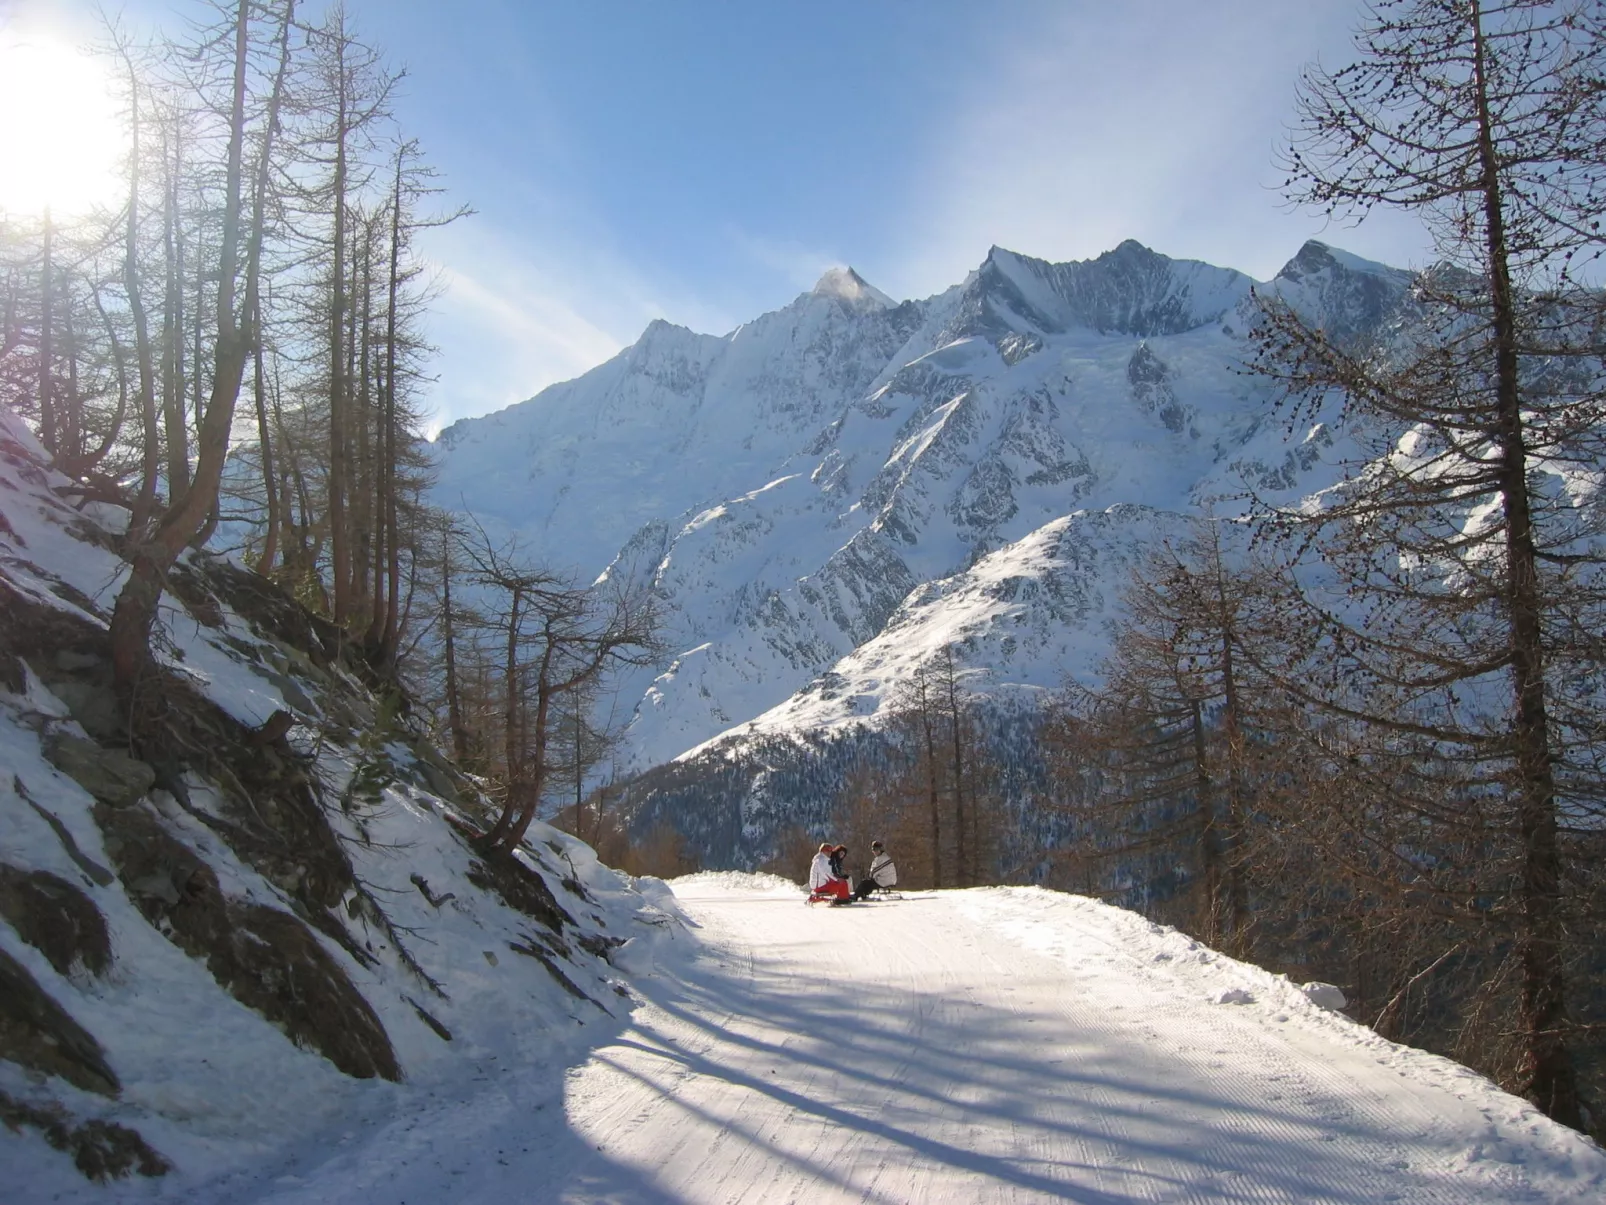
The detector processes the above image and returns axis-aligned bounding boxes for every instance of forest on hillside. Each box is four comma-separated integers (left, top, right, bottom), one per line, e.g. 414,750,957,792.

2,0,1604,1138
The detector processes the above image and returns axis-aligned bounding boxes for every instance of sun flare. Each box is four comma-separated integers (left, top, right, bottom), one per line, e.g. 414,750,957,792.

0,32,125,217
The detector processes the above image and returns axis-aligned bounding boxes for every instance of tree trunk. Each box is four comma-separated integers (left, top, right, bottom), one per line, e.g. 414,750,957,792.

500,674,555,853
111,58,156,514
380,158,405,664
481,585,526,849
441,527,469,763
944,652,970,885
82,286,131,473
160,122,189,509
62,290,82,463
252,295,279,573
354,225,373,628
1191,700,1220,947
1466,3,1579,1128
327,32,351,626
110,0,295,695
38,210,54,454
1217,617,1248,953
922,685,942,889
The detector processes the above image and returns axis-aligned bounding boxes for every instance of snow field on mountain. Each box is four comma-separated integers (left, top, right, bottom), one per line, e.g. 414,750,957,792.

698,504,1180,749
628,319,1265,766
554,878,1605,1204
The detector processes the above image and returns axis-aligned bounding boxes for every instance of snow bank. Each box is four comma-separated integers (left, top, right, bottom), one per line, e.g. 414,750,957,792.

668,870,802,896
951,887,1606,1194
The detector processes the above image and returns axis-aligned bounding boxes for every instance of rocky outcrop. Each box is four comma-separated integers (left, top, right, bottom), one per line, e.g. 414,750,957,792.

43,733,153,808
0,1090,169,1182
0,866,111,978
96,803,401,1083
1268,240,1413,347
0,945,118,1096
966,242,1252,338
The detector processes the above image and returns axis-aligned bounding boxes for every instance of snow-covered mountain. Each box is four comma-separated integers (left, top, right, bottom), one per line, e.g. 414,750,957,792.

432,239,1410,777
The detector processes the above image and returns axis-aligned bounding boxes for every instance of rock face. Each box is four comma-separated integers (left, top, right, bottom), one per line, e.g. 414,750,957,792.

433,240,1410,773
0,945,118,1096
0,867,111,979
43,734,153,808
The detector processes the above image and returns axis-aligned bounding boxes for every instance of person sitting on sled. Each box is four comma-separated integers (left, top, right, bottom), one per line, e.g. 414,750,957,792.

852,839,898,900
808,842,850,903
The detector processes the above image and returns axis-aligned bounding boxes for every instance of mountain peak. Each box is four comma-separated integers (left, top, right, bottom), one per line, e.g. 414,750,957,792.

1108,238,1160,259
1276,239,1397,283
811,266,893,309
972,239,1247,339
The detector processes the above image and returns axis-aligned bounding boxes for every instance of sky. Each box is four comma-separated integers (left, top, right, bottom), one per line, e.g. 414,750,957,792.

4,0,1436,433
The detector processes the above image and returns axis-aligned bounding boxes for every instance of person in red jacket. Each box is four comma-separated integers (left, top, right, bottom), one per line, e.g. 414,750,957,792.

807,842,851,903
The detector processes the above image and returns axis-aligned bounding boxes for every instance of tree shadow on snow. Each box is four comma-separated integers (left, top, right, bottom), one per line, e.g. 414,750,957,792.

551,924,1514,1204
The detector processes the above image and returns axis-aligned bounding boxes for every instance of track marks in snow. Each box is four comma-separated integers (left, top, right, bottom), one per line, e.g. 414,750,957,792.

560,884,1604,1204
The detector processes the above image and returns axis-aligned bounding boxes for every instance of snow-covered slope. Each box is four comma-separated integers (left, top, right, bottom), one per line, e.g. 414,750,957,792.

0,408,679,1195
432,239,1405,771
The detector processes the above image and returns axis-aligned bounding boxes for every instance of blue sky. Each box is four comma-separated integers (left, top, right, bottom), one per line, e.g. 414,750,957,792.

16,0,1435,431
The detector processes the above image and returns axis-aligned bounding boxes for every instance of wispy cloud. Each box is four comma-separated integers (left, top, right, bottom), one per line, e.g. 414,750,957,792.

417,220,746,432
884,0,1435,299
428,257,623,420
726,226,847,295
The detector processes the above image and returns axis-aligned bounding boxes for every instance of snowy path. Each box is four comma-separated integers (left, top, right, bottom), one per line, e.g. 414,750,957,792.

555,879,1603,1204
146,878,1605,1205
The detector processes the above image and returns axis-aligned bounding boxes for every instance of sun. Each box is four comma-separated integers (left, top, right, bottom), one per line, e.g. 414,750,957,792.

0,31,126,217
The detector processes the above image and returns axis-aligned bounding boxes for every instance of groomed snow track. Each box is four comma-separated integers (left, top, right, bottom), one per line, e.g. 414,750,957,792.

557,877,1603,1205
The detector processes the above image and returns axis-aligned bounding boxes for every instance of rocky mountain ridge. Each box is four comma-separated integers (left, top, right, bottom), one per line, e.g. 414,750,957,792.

432,239,1412,786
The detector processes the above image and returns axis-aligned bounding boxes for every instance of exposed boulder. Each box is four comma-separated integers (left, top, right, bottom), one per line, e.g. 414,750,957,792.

0,584,118,735
0,1090,169,1182
95,805,400,1082
122,679,355,909
0,945,119,1096
0,865,111,978
225,902,401,1082
0,649,23,695
465,851,574,940
45,679,125,742
43,733,153,808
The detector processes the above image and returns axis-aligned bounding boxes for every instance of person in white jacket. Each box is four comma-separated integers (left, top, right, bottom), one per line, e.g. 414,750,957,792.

808,842,850,903
853,840,897,900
